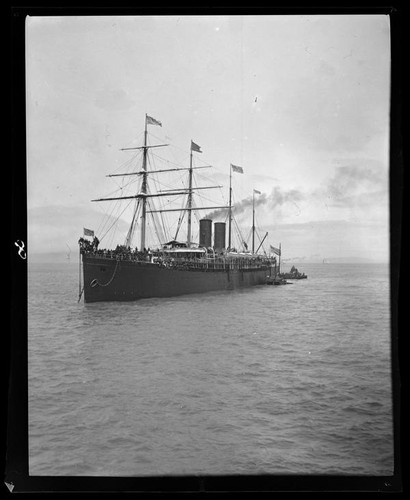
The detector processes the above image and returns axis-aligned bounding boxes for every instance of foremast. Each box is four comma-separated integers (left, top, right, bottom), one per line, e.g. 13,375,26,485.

140,114,149,250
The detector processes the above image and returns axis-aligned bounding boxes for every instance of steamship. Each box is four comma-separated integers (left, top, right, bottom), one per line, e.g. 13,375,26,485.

79,114,278,303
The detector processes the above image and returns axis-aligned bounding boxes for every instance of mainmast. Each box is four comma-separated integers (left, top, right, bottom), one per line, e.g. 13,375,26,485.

187,140,202,246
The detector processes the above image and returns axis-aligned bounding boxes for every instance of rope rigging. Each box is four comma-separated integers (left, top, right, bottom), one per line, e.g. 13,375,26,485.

91,127,229,250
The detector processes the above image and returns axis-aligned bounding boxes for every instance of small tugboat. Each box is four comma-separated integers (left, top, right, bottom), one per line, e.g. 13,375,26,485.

279,265,307,280
265,246,305,285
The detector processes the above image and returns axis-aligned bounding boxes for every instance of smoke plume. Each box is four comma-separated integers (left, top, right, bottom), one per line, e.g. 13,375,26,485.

204,186,304,221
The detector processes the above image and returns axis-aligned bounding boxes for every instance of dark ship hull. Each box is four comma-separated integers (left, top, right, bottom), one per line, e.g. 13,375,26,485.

82,254,272,303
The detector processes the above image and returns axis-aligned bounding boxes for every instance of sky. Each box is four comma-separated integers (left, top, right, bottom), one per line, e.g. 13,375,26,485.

26,14,391,262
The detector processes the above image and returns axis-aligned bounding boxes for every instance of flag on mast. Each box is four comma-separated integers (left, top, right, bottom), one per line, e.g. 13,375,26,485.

146,115,162,127
231,164,244,174
270,245,281,256
191,140,202,153
253,189,261,194
84,227,94,238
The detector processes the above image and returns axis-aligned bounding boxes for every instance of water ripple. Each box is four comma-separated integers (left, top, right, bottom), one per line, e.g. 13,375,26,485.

28,262,393,476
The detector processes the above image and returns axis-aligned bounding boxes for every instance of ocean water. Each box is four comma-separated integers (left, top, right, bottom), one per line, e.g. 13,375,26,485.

28,261,394,477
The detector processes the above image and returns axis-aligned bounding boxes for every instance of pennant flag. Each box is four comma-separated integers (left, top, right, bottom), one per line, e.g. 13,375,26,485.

146,115,162,127
231,164,244,174
191,140,202,153
270,245,281,256
254,189,261,194
84,227,94,238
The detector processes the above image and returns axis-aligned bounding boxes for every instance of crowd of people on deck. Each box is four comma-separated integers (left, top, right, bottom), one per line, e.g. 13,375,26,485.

78,236,100,253
78,235,275,271
79,237,153,260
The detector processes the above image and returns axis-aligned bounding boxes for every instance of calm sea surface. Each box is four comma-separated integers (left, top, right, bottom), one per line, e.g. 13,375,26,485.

28,261,394,476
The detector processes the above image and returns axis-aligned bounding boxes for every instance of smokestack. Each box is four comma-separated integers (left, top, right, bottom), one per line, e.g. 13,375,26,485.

199,219,212,248
214,222,226,251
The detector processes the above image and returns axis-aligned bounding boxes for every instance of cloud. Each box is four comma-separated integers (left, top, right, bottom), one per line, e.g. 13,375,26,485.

329,190,388,209
322,159,388,213
329,164,385,195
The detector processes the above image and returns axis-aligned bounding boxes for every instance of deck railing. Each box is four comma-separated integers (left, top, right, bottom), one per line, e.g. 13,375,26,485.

83,249,274,272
